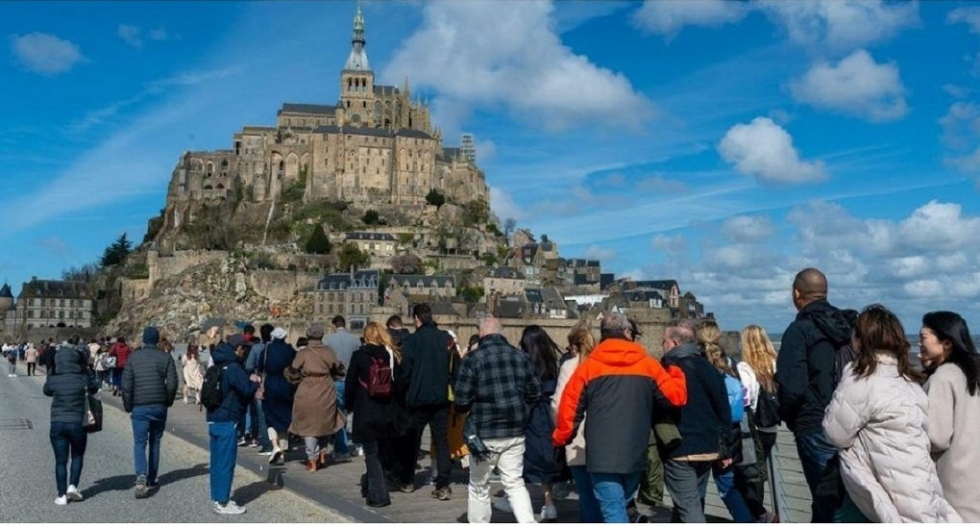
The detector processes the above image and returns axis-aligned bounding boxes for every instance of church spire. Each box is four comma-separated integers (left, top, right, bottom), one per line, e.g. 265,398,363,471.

344,1,370,71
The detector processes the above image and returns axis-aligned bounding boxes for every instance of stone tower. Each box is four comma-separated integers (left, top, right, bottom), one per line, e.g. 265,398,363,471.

339,3,375,127
0,282,13,315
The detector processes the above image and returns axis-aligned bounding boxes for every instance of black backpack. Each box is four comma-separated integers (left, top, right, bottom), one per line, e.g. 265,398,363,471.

199,366,226,411
754,388,781,429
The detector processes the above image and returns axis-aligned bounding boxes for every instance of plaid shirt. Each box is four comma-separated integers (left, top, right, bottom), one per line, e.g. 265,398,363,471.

454,334,541,439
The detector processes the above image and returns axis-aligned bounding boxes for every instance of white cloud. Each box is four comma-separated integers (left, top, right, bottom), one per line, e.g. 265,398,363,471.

10,33,83,75
148,28,172,41
718,117,828,184
758,0,919,52
722,215,775,243
382,0,653,132
638,175,689,193
633,0,750,39
583,245,616,261
948,7,980,34
474,139,496,164
939,101,980,178
490,187,526,223
790,49,908,122
118,25,143,48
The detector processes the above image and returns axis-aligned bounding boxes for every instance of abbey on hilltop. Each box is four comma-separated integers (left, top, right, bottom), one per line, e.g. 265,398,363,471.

163,4,489,228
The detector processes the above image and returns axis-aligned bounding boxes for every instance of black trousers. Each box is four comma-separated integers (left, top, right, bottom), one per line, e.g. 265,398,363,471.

734,430,777,518
27,363,36,376
361,441,390,505
403,404,452,490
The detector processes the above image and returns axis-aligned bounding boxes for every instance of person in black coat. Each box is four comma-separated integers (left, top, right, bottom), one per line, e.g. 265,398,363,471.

345,322,413,507
43,346,100,504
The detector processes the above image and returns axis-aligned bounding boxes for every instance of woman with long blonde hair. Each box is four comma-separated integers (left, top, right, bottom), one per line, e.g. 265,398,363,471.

736,325,779,521
344,321,412,507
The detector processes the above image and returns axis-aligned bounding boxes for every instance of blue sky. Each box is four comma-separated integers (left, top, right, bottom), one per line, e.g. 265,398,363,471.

3,0,980,334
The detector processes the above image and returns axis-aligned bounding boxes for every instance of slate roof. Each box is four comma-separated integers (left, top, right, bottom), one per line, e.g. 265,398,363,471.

430,301,460,317
18,279,89,299
627,290,664,302
346,232,397,242
0,283,12,298
391,274,455,289
373,85,399,96
317,270,379,290
490,267,525,280
495,298,525,319
279,103,337,115
312,125,434,141
526,287,566,310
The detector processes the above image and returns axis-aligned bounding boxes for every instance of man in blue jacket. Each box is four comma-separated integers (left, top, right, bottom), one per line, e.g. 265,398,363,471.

207,334,260,515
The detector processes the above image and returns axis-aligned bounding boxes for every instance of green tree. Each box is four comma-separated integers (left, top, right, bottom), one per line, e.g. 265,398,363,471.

304,224,332,254
457,286,485,303
338,243,371,271
462,199,490,227
100,233,133,267
363,209,381,225
425,189,446,208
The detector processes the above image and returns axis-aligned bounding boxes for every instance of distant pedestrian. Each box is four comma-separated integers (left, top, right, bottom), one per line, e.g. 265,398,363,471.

6,342,17,377
323,316,360,461
289,324,346,472
206,334,261,515
824,305,959,522
919,311,980,522
456,316,541,523
25,343,38,377
109,337,133,397
122,327,179,499
181,344,205,405
43,346,99,505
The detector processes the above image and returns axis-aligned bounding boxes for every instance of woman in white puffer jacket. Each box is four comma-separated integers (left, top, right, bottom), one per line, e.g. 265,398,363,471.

823,304,960,523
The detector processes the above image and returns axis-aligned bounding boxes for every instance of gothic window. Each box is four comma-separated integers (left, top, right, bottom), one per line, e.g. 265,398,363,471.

346,100,351,108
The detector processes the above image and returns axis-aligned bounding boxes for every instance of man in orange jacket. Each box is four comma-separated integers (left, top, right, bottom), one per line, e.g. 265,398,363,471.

553,312,687,522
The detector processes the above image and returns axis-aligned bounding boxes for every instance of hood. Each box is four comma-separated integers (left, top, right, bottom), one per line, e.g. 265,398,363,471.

54,348,86,375
664,342,702,361
801,300,854,345
361,343,390,358
590,338,650,367
212,342,240,366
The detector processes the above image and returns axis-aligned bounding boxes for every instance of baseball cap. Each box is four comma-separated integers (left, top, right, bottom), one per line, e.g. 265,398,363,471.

227,334,253,349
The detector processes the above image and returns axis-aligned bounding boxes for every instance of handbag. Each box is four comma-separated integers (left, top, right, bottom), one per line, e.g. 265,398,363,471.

284,366,304,385
83,393,103,434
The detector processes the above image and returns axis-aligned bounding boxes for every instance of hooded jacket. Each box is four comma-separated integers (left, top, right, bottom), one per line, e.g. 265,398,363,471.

775,299,852,434
661,342,733,459
43,349,99,423
206,342,258,423
553,338,687,474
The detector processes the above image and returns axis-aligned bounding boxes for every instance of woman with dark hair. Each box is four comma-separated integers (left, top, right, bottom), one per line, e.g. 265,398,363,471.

920,311,980,521
823,305,959,522
496,325,563,521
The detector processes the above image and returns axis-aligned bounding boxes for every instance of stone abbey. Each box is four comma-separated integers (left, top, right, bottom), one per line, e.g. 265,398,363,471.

165,5,489,222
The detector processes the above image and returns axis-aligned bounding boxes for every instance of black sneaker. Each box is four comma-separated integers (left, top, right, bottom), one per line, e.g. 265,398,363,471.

134,475,148,499
432,486,452,501
628,510,648,523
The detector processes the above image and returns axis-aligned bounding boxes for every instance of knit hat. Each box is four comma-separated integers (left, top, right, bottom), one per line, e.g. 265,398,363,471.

142,326,160,346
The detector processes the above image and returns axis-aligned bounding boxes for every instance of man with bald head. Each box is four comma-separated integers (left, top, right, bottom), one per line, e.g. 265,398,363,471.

775,268,854,522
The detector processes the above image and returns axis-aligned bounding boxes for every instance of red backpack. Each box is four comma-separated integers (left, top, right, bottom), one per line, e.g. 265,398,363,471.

359,356,393,400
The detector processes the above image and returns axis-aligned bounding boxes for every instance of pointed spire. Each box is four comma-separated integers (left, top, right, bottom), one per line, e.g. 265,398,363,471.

353,0,365,45
344,1,371,71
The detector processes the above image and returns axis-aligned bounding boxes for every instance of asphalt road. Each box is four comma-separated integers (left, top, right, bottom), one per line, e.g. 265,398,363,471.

0,364,350,523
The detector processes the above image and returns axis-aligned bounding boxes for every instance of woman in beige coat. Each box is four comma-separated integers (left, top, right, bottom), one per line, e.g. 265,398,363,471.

919,311,980,522
823,305,960,523
289,327,346,472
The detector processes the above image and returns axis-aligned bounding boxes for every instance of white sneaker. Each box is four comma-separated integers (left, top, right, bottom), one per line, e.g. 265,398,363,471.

54,495,68,506
540,503,558,521
213,500,246,515
67,485,83,502
493,497,512,513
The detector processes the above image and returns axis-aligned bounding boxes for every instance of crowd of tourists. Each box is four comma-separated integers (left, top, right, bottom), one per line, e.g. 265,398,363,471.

15,266,980,522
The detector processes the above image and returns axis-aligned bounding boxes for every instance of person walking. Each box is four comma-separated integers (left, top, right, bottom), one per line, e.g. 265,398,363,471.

25,342,38,377
775,268,853,522
243,324,274,453
324,316,361,461
554,312,688,523
260,328,297,464
344,322,413,508
455,316,541,523
181,344,205,405
399,303,456,501
289,324,346,472
919,311,980,522
735,325,780,522
660,319,733,523
206,334,261,515
122,327,179,499
6,342,17,377
109,337,133,397
823,305,959,522
43,348,100,505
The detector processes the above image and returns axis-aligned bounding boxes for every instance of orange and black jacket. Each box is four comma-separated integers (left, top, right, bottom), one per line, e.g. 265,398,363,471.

553,338,687,474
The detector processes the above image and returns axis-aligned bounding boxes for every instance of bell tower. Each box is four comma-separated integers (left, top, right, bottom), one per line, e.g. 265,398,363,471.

339,3,375,127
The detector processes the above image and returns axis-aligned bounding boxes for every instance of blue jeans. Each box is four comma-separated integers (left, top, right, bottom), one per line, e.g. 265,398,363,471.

131,406,167,483
209,421,238,504
571,466,603,523
332,379,349,456
795,430,839,522
248,398,272,450
713,464,755,522
50,421,87,497
590,472,642,523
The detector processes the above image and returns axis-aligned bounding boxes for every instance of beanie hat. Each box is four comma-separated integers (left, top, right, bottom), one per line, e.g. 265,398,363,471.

142,326,160,346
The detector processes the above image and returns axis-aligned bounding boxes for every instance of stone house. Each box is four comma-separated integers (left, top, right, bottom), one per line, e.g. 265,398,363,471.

483,267,527,296
8,278,95,331
311,269,380,330
345,232,398,258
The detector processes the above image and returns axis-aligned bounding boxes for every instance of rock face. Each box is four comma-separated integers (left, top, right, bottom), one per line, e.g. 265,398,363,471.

104,253,315,342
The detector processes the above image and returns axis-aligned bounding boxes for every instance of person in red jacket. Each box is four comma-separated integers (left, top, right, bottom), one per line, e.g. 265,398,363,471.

553,312,687,523
110,337,133,397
